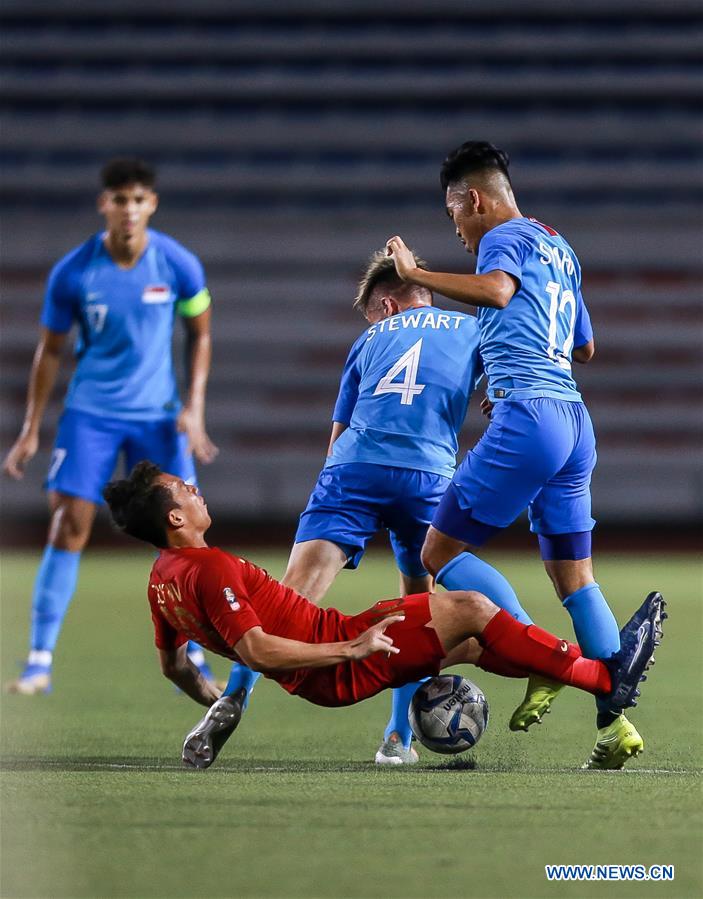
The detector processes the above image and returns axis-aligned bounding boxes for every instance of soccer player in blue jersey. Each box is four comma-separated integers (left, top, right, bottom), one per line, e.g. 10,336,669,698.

386,141,653,769
3,157,219,695
216,248,529,765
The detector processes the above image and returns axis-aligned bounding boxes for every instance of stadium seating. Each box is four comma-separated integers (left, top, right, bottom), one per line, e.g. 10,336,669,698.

1,0,701,526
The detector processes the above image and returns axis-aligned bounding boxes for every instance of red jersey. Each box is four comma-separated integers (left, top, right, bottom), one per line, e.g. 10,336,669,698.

148,546,350,693
148,546,444,706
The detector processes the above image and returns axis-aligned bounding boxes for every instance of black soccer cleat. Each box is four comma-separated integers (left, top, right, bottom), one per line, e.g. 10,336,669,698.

182,688,246,769
605,592,665,713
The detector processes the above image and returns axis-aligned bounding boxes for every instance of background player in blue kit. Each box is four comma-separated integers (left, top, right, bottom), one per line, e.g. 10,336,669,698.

3,158,219,694
215,248,526,766
386,141,655,770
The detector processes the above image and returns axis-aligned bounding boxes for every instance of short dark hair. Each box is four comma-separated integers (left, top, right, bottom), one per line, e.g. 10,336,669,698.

440,141,511,192
103,461,178,548
354,248,429,314
101,157,156,190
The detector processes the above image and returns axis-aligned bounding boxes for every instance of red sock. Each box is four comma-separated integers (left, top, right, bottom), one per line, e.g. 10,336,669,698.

479,610,611,695
477,647,530,679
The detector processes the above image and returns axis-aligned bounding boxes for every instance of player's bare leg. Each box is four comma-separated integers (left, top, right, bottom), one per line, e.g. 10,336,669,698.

6,492,95,695
282,539,348,603
375,572,433,767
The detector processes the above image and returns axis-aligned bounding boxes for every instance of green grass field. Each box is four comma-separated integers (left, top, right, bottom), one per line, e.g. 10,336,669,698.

1,549,702,899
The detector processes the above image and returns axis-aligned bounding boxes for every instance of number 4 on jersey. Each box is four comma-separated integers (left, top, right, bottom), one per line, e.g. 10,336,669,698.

373,338,426,406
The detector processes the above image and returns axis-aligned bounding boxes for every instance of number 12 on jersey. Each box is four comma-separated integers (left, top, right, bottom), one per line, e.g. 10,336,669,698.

373,338,426,406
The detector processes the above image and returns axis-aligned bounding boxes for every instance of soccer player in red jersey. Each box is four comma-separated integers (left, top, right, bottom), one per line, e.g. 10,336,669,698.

103,461,664,769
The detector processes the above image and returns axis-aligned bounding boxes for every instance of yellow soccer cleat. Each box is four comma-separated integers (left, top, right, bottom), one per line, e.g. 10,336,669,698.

583,714,643,770
509,675,564,731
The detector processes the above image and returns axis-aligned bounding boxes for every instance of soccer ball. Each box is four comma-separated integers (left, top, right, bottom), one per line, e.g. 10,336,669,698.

409,675,489,754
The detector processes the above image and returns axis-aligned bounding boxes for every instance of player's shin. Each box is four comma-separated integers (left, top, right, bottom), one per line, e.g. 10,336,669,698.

437,553,533,624
562,582,622,727
384,681,424,748
479,610,611,695
30,546,81,655
222,662,261,709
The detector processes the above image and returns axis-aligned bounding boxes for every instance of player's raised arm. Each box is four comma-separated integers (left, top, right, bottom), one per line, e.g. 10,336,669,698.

233,616,404,673
385,236,517,309
3,328,67,479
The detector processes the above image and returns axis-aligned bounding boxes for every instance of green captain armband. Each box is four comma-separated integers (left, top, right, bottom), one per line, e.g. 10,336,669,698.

176,288,211,318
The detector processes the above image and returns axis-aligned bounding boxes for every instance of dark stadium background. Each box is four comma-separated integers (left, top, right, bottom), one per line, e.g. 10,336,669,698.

1,0,701,550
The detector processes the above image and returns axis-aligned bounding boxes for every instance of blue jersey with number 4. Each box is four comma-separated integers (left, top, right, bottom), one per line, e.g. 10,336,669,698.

40,229,210,421
476,217,593,402
326,307,481,478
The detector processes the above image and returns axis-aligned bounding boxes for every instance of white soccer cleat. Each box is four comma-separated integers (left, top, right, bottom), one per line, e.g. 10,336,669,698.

374,733,419,766
5,665,52,695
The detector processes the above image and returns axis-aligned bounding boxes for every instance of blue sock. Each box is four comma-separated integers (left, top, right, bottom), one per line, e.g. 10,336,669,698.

562,582,621,720
436,553,533,625
223,663,261,709
562,582,620,660
384,681,424,748
29,546,81,656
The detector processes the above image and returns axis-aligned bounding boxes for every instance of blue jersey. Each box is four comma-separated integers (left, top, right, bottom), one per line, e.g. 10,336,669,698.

475,217,593,402
327,307,481,478
40,229,210,421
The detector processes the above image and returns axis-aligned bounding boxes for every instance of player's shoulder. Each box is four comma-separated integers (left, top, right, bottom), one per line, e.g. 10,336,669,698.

149,229,203,269
50,233,102,279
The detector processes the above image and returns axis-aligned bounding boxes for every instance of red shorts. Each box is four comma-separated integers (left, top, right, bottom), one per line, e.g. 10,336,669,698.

273,593,446,707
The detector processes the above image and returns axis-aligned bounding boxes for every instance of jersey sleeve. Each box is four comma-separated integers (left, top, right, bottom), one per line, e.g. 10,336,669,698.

40,256,80,333
332,335,364,424
476,225,526,286
574,293,594,347
162,236,212,318
197,553,263,648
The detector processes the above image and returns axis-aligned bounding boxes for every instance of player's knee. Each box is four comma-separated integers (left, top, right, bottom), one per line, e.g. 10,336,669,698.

446,589,486,615
420,536,443,577
445,590,496,629
48,503,92,550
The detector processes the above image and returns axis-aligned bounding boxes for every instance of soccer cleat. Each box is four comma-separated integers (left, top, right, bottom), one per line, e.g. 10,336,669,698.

374,732,419,766
604,592,665,713
583,714,644,770
509,675,564,731
4,663,52,695
182,688,246,769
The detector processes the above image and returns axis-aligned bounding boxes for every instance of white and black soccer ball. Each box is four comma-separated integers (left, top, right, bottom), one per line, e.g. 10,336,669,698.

409,675,489,754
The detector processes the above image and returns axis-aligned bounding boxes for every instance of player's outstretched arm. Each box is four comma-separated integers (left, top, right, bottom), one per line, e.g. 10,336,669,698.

385,235,517,309
234,617,404,673
158,645,222,707
2,328,66,479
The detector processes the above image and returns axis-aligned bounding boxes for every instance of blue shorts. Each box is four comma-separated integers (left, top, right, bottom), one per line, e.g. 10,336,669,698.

46,408,196,504
432,398,596,545
295,462,450,577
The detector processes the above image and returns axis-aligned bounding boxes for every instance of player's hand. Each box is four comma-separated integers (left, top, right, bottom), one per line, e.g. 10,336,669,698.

177,407,219,465
480,396,494,419
2,430,39,479
386,236,418,282
347,614,405,661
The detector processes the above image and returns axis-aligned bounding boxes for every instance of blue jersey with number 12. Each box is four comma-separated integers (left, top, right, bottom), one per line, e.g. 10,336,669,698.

326,306,481,479
476,217,593,402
